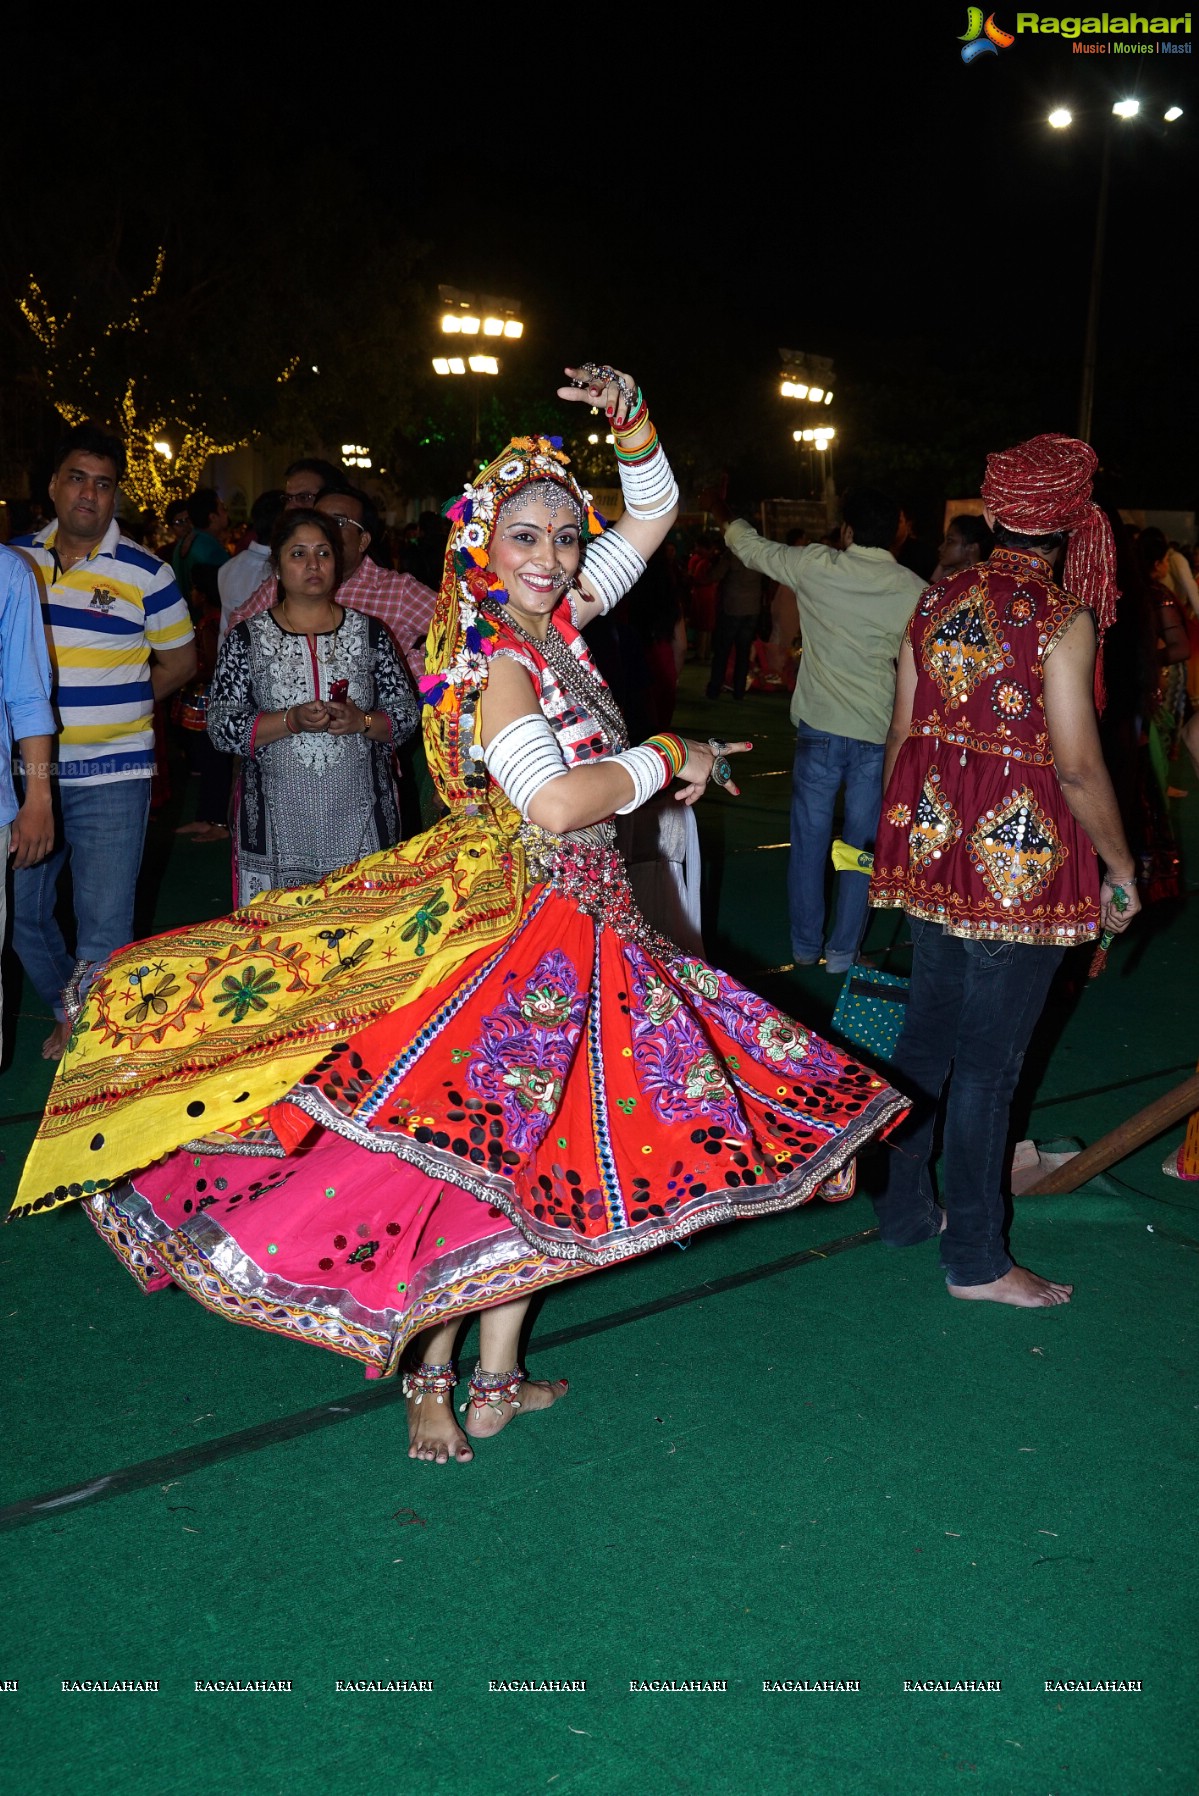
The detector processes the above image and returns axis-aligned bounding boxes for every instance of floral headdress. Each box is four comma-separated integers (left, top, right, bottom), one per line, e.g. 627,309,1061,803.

420,436,605,810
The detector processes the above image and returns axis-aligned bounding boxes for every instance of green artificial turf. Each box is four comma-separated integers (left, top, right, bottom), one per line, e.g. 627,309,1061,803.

1,677,1196,1796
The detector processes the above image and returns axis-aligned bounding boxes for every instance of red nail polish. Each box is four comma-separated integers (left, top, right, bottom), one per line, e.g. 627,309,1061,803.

606,406,613,416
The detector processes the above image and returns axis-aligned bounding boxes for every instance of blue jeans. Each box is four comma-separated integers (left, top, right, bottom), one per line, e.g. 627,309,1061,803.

789,723,884,968
11,779,151,1018
872,918,1065,1286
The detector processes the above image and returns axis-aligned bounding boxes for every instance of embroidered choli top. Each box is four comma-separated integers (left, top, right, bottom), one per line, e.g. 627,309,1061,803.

489,607,627,770
869,547,1101,946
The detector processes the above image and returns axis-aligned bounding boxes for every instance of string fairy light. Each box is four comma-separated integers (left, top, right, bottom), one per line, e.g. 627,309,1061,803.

16,246,293,516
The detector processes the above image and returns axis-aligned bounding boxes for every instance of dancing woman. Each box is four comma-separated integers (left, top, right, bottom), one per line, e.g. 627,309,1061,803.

11,367,906,1466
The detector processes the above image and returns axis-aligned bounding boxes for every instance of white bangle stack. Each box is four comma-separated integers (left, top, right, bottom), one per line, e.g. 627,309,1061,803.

611,744,671,814
483,714,570,819
577,528,647,616
618,441,679,521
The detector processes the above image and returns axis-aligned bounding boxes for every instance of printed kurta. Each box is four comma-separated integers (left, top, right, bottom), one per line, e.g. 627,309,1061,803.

208,609,417,904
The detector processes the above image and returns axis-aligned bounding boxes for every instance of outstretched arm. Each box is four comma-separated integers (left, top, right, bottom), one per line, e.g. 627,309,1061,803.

700,488,811,590
479,653,748,831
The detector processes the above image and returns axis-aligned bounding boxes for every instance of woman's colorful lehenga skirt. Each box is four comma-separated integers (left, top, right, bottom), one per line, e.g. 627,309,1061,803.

16,822,906,1379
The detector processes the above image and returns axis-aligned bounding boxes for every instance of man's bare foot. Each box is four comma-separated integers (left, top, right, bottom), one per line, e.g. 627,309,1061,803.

948,1265,1072,1308
406,1396,473,1465
42,1020,72,1061
189,823,230,843
175,821,208,836
463,1377,568,1441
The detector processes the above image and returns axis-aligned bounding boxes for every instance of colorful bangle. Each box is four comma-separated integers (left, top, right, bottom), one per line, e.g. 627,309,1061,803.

614,427,659,464
613,391,647,436
284,707,300,735
644,733,687,779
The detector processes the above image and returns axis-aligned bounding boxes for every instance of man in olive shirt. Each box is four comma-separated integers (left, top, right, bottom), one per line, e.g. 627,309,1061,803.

714,488,925,972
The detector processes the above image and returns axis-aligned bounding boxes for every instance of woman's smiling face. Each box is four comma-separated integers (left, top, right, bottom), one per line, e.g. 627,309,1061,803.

488,490,581,637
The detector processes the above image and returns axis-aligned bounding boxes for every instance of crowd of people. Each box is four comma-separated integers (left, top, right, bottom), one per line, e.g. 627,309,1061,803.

1,365,1194,1464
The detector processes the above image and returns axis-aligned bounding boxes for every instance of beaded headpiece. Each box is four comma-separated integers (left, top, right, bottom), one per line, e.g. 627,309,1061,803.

420,436,606,809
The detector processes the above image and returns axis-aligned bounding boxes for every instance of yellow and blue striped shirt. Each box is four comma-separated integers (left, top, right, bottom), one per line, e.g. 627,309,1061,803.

14,520,193,784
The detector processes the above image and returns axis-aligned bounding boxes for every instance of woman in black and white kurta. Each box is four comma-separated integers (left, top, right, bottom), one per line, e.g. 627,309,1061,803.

207,510,418,906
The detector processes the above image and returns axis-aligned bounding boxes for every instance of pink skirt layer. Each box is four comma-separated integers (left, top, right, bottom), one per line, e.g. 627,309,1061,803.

86,1128,584,1378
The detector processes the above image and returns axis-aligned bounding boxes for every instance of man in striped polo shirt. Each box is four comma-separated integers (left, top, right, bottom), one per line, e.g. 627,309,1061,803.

12,423,196,1057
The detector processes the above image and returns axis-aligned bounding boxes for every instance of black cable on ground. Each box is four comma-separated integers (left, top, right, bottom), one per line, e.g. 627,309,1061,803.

0,1225,879,1534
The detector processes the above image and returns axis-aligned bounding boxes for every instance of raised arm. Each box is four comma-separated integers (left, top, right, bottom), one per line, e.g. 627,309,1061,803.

555,365,679,631
702,490,809,589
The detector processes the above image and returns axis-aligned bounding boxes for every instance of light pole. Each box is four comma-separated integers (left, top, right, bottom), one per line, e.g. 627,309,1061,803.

779,349,837,512
778,349,835,411
792,426,836,501
432,285,523,461
1047,98,1183,442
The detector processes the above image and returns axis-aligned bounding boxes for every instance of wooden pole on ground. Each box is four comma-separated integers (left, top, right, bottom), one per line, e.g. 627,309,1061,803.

1024,1070,1199,1195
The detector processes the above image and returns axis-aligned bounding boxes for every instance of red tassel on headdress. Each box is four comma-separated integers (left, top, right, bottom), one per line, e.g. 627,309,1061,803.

981,433,1119,711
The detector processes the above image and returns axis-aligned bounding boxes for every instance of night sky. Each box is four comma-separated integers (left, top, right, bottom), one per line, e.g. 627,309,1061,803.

3,10,1195,513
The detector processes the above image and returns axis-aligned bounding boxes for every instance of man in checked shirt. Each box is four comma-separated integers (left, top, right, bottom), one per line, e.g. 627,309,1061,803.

227,484,436,686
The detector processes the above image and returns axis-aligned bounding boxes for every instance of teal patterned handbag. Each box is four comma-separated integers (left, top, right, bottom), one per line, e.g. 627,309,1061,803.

825,841,910,1063
830,964,910,1063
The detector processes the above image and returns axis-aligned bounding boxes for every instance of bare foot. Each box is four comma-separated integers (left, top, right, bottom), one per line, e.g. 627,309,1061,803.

189,823,230,843
174,821,208,836
463,1377,568,1442
406,1395,473,1465
948,1265,1073,1308
42,1020,72,1061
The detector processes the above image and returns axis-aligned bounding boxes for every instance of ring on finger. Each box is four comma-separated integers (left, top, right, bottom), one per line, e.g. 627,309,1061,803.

708,737,728,755
712,756,733,785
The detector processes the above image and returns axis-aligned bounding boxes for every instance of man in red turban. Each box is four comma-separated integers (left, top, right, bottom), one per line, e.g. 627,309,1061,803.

867,433,1139,1308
